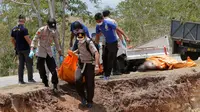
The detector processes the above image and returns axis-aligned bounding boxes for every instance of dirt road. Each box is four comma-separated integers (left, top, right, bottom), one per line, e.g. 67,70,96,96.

1,61,200,112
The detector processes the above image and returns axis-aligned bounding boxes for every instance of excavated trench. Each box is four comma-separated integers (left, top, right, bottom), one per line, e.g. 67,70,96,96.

1,66,200,112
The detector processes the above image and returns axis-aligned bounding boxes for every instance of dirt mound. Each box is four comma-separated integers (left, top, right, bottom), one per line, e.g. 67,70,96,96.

1,67,200,112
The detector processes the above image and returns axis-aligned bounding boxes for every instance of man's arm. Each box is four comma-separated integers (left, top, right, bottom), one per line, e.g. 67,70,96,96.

116,27,130,42
94,51,100,66
70,32,74,47
116,31,123,40
95,25,101,44
24,35,32,45
95,33,101,45
11,37,16,48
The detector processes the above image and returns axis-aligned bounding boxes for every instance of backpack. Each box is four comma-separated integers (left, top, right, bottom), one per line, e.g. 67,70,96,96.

85,38,103,75
85,38,99,61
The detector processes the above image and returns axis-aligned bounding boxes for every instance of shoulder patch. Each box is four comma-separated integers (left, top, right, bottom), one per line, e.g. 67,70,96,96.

37,31,41,35
36,26,45,35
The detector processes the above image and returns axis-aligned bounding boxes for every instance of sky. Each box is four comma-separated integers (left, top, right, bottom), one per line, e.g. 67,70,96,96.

84,0,123,13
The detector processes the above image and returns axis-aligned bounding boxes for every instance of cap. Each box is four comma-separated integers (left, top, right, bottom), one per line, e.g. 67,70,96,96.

73,21,83,29
47,18,57,29
94,13,103,20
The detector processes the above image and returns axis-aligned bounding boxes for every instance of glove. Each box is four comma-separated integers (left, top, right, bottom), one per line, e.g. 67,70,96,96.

98,44,101,49
59,56,64,64
29,50,35,59
122,39,127,47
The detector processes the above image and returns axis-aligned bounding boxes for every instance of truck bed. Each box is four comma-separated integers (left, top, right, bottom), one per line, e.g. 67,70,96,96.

126,36,170,61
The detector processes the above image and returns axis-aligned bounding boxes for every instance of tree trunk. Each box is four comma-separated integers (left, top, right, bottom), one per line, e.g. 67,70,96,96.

61,0,67,54
35,0,42,27
48,0,55,18
31,0,42,27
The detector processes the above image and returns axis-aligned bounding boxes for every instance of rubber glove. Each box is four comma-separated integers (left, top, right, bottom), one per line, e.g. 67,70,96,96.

29,50,35,59
59,56,64,64
122,39,127,47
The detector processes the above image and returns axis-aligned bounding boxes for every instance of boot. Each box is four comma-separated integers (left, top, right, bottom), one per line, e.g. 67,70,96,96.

44,82,49,87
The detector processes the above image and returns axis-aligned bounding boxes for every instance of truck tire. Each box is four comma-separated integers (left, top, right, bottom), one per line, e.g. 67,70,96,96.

181,52,199,61
180,54,187,61
189,52,199,60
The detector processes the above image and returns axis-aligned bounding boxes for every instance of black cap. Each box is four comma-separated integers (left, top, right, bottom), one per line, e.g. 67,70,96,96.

102,10,110,17
47,18,57,29
73,21,83,29
94,13,103,20
18,15,25,20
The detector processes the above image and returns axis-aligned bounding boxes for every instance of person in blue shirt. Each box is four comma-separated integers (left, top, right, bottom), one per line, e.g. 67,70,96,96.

94,13,127,80
70,21,90,51
11,15,36,84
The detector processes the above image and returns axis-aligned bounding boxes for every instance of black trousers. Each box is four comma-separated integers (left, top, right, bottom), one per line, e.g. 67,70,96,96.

18,50,33,82
113,56,121,73
75,63,95,103
103,41,118,77
37,55,58,85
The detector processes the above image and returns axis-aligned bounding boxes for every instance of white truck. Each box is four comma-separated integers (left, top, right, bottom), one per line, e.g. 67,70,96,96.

89,28,170,73
123,36,170,73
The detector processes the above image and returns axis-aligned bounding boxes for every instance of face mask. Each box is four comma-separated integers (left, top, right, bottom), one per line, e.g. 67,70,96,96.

97,22,103,25
79,38,86,43
48,26,56,33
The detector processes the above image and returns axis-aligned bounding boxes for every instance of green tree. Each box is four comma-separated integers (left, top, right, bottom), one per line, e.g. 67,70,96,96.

116,0,200,46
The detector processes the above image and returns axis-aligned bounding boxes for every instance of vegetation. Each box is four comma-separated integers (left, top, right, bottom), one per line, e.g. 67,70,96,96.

0,0,97,76
115,0,200,46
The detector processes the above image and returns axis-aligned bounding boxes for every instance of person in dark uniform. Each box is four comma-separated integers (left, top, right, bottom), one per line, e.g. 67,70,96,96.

11,15,36,84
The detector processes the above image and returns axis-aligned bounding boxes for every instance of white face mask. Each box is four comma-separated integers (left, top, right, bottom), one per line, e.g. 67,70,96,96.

97,22,103,26
47,26,56,33
79,38,86,43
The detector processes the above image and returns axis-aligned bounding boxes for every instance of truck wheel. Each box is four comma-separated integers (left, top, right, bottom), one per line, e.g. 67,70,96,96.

189,52,199,60
180,54,187,61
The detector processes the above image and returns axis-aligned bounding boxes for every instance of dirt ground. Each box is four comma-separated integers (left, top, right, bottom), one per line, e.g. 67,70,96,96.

1,62,200,112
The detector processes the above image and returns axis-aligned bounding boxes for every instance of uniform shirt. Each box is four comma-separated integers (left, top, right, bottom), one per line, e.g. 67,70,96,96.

70,21,90,38
96,20,117,43
11,24,30,51
78,38,97,63
103,17,118,45
31,25,61,58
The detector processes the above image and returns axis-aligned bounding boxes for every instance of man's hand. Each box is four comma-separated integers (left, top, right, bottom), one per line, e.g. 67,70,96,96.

94,65,100,74
29,50,35,59
58,50,62,56
126,37,130,42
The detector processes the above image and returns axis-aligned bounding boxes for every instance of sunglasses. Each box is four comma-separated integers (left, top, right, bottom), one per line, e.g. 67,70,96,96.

77,33,85,38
